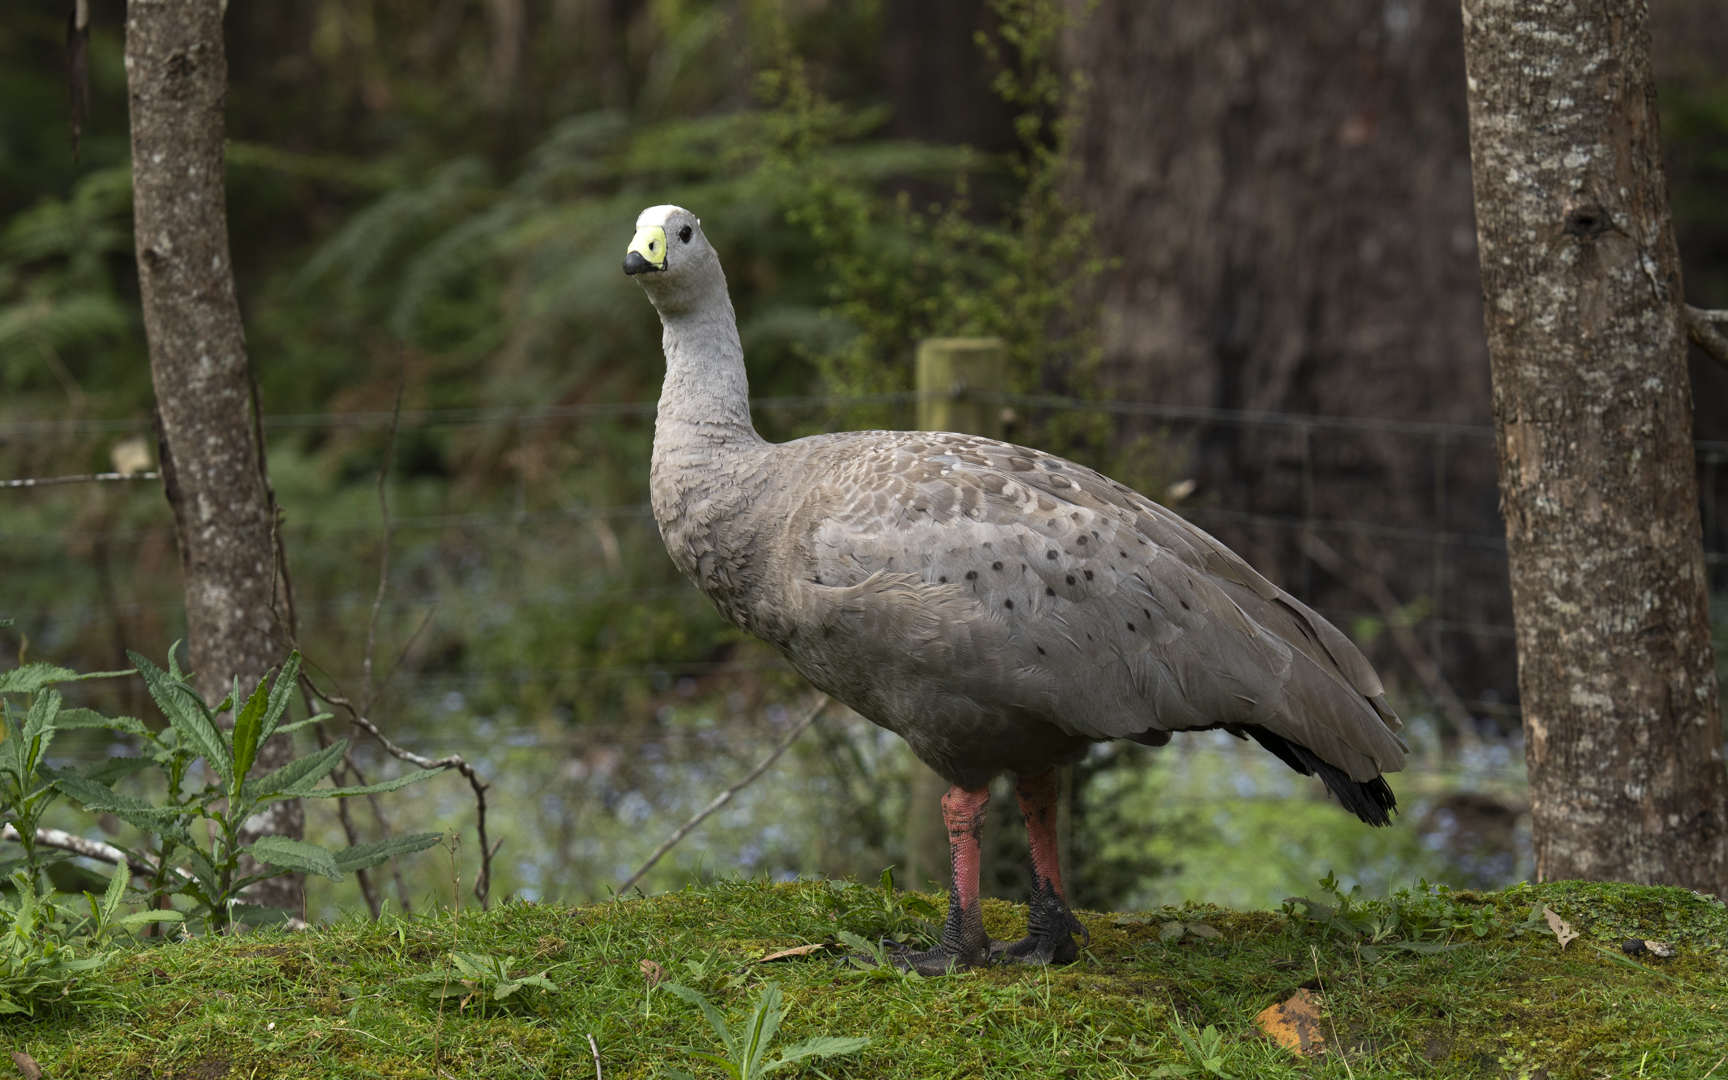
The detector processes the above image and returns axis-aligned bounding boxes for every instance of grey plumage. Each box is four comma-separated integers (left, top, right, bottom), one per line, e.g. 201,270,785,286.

631,204,1406,824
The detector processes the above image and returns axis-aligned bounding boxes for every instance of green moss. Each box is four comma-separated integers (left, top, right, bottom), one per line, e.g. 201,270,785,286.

8,878,1727,1078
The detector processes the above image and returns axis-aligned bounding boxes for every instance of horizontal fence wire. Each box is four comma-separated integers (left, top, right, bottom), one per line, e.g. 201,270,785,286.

7,390,1727,686
0,388,1725,449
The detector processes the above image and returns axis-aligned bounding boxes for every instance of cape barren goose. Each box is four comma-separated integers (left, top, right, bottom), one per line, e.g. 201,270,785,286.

624,205,1407,975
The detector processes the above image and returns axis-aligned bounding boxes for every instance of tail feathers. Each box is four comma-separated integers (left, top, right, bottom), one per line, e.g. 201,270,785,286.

1242,725,1397,827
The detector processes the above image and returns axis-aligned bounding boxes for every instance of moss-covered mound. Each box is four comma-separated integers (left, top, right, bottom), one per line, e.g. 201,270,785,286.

11,878,1727,1078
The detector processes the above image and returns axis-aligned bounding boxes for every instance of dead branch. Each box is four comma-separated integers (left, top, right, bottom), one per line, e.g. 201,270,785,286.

616,695,829,896
304,678,497,908
0,824,188,882
1298,531,1477,734
1686,305,1728,368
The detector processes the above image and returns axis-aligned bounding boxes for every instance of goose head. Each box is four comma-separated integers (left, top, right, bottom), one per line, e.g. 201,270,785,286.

622,204,723,317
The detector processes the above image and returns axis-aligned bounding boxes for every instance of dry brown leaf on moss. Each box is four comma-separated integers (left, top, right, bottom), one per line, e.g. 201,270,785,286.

639,958,667,986
1256,988,1326,1056
10,1052,41,1080
1541,906,1578,950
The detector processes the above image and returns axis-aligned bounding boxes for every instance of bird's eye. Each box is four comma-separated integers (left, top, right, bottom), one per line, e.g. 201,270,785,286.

678,225,693,243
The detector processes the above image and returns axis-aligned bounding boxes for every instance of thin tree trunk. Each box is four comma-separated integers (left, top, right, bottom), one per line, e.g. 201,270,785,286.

126,0,302,910
1460,0,1727,892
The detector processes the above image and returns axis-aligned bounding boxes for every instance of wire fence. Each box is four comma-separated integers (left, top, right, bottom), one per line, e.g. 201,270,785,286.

6,388,1728,717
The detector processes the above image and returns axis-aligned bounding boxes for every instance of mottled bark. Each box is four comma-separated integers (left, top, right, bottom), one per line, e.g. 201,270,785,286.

126,0,302,909
1060,0,1512,706
1460,0,1727,891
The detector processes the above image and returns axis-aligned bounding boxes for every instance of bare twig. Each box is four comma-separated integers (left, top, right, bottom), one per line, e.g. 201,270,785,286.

0,471,160,489
587,1033,603,1080
0,824,190,883
304,678,497,908
1686,305,1728,368
617,695,829,895
1,824,136,872
1298,532,1476,734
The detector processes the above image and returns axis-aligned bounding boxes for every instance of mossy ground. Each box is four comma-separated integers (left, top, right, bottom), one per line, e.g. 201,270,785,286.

7,878,1726,1079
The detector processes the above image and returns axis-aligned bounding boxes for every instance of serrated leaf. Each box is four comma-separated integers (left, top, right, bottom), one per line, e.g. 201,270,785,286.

99,860,130,919
0,663,132,695
247,835,344,881
47,707,150,736
129,651,230,780
331,831,443,873
242,740,347,802
256,652,302,746
271,714,328,736
82,756,154,785
306,767,442,799
230,675,272,788
43,770,194,845
764,1035,871,1072
23,689,61,745
117,909,185,929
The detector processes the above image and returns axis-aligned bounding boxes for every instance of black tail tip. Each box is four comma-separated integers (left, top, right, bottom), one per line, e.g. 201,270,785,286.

1242,725,1398,826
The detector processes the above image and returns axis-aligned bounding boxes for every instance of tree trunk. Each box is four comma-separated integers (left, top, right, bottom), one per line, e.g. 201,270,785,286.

1460,0,1727,891
126,0,302,910
1060,0,1514,713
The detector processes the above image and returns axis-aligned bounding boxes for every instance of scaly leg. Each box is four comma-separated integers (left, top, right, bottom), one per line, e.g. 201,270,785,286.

993,768,1088,965
894,785,994,975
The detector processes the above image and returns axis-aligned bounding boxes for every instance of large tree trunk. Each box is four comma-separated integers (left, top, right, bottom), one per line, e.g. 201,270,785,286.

126,0,302,910
1060,0,1513,714
1460,0,1727,891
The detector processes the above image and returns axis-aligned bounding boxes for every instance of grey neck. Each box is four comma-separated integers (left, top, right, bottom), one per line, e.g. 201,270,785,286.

653,294,760,442
648,278,766,534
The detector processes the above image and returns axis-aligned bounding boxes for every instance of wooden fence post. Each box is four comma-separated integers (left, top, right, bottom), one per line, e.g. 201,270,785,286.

902,338,1007,892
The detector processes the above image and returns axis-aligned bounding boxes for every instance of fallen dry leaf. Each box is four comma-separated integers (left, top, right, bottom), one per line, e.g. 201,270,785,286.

10,1052,41,1080
1541,906,1578,950
759,943,829,963
1256,988,1326,1056
639,958,666,987
1187,923,1221,939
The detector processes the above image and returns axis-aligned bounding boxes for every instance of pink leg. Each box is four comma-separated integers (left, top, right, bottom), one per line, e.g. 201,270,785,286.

997,768,1086,964
895,785,993,975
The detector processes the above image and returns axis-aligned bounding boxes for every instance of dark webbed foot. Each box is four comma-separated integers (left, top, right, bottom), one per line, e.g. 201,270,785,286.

990,899,1087,966
889,939,999,976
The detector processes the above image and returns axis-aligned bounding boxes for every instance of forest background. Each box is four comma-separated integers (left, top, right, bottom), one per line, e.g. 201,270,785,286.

1,0,1726,920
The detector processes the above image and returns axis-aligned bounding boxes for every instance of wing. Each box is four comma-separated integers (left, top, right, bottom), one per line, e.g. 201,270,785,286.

781,430,1406,782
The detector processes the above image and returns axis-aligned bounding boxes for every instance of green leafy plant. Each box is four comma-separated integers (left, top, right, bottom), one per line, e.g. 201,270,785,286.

1282,872,1519,959
407,951,559,1016
0,864,182,1016
0,632,132,884
44,646,445,932
1153,1020,1234,1079
661,980,869,1080
868,867,940,944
